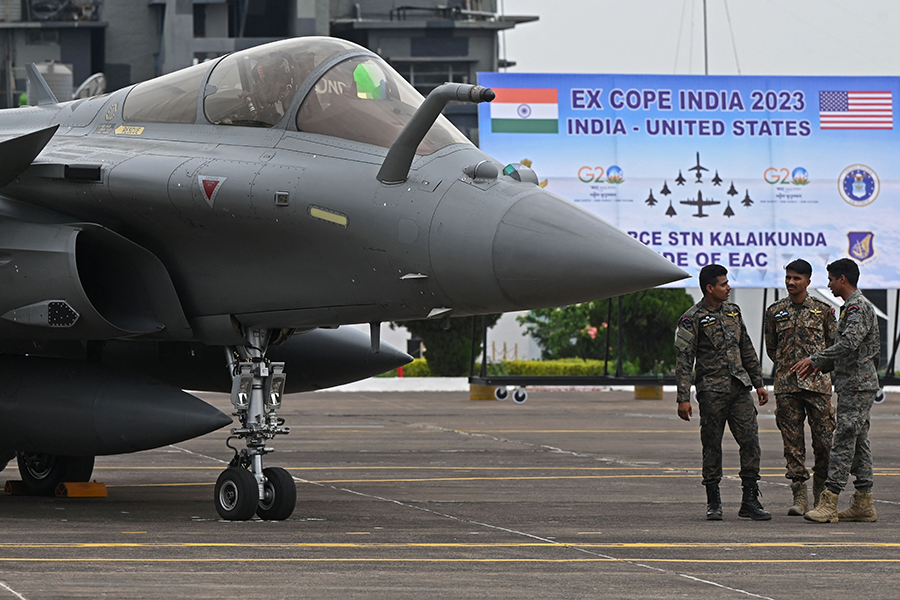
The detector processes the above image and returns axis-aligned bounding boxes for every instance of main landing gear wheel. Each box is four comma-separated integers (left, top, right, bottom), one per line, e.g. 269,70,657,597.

17,453,95,496
257,466,296,520
215,467,259,521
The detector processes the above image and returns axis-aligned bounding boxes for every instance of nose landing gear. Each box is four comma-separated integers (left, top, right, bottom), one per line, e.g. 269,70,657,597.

214,329,296,521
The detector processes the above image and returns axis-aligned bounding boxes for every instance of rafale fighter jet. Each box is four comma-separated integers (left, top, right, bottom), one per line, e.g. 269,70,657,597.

0,37,687,520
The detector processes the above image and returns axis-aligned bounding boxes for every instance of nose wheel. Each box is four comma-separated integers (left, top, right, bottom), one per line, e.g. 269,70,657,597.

215,329,296,520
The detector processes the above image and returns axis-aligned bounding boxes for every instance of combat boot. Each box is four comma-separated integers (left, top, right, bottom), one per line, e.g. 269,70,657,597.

812,474,826,507
837,490,877,522
738,484,771,521
787,480,808,516
705,484,722,521
804,489,839,523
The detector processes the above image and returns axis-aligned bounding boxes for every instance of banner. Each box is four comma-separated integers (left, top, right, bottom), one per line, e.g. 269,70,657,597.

477,73,899,288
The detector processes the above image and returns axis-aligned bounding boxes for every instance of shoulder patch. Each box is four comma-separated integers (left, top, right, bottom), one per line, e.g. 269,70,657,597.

831,307,836,316
846,304,860,315
679,316,693,330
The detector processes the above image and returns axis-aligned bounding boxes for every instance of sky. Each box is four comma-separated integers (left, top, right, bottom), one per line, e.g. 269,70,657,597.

501,0,900,76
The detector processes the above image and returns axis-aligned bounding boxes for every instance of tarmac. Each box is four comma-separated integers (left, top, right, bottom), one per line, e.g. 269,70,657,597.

1,387,899,599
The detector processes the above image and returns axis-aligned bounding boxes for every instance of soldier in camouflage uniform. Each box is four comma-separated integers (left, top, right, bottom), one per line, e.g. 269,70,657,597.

793,258,880,523
675,264,771,521
764,259,836,515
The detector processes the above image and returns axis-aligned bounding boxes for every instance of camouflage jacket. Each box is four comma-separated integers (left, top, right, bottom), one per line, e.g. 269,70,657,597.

764,295,836,394
674,300,765,403
810,289,880,393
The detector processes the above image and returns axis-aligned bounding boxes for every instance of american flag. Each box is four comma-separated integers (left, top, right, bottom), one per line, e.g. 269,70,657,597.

819,91,892,130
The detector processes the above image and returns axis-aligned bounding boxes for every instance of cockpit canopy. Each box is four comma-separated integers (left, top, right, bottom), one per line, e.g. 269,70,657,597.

122,37,470,155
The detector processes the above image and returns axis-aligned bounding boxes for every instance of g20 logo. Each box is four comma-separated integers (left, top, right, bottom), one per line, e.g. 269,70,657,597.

578,165,624,184
764,167,809,185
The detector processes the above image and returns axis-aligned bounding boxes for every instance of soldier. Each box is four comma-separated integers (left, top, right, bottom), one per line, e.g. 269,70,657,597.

793,258,880,523
675,264,771,521
764,259,836,515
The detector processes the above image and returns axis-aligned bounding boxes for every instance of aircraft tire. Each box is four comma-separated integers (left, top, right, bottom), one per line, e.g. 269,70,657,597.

256,466,297,521
16,453,95,496
215,467,259,521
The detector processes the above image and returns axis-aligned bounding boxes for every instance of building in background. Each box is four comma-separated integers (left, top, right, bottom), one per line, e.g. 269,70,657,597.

0,0,536,140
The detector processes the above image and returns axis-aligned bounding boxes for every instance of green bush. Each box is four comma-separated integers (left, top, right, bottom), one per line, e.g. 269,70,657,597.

379,358,646,378
403,358,432,377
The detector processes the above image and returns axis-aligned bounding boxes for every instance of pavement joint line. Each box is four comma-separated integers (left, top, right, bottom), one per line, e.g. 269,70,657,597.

288,446,782,598
0,580,27,600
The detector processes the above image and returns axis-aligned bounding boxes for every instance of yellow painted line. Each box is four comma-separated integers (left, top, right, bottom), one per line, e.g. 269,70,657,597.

92,465,900,473
460,429,785,434
104,473,898,488
2,542,897,549
0,558,899,564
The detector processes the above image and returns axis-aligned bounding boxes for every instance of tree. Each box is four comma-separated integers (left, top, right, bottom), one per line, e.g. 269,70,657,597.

517,289,694,374
517,304,607,361
618,289,694,373
396,315,500,376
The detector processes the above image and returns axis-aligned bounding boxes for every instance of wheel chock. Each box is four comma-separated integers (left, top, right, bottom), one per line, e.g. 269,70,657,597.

55,482,108,498
4,480,30,495
468,384,496,400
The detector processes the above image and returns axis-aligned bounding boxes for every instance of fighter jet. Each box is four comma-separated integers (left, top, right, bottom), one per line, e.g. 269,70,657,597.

0,37,687,520
666,200,677,217
680,190,720,218
742,190,754,207
711,170,722,186
727,182,739,196
723,201,734,217
660,181,671,196
688,152,708,183
675,170,686,185
645,189,658,206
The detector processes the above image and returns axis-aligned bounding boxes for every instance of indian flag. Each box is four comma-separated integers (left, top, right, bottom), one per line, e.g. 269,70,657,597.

490,88,559,134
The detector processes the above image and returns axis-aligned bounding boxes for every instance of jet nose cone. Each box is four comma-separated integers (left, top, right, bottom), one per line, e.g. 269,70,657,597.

493,192,688,308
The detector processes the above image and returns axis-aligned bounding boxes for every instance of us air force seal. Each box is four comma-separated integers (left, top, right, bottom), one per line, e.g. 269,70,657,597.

838,164,879,207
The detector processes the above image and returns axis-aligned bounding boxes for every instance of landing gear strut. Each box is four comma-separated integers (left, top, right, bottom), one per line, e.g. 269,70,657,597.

215,329,296,520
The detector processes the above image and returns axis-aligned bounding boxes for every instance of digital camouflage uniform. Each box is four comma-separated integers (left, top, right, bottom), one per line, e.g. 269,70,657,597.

810,289,880,494
675,300,765,486
764,295,836,484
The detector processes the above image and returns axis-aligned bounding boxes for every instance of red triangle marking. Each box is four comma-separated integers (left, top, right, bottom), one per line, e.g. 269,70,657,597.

202,179,220,200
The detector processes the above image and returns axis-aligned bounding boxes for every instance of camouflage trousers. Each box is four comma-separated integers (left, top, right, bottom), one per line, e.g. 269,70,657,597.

774,391,834,483
697,378,761,486
826,390,876,494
